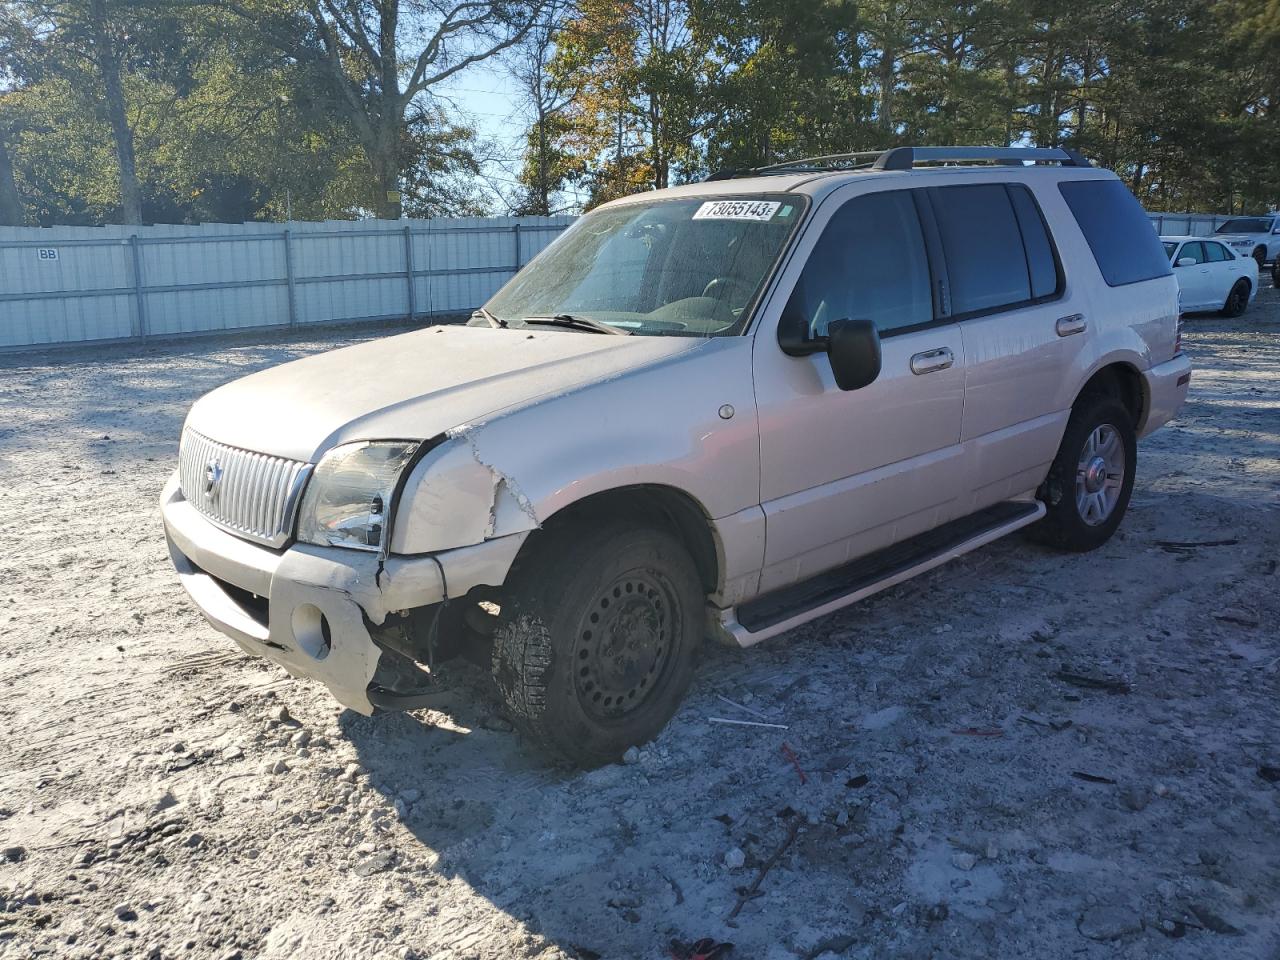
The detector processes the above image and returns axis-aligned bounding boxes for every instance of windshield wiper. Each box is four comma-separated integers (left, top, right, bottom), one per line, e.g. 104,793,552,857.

523,313,630,336
472,306,507,328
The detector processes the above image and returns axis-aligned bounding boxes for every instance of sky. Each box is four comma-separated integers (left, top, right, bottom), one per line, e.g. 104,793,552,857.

435,61,591,215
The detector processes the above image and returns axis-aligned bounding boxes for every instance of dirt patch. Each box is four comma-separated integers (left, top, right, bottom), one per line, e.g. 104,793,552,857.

1,287,1278,960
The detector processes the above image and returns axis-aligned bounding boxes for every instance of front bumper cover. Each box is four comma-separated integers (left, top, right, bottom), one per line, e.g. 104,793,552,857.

160,473,526,713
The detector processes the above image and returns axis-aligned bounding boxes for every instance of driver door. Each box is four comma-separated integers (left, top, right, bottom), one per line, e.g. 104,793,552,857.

751,186,967,595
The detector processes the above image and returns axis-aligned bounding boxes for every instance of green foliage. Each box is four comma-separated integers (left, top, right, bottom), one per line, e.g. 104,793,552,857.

523,0,1276,212
2,0,1276,222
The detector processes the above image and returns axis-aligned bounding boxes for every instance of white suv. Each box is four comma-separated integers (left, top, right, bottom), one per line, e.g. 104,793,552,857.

1213,214,1279,278
162,146,1191,766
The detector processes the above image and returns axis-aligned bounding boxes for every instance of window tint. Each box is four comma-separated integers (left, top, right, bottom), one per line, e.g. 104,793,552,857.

1216,218,1273,234
785,190,932,337
1008,185,1060,300
1204,241,1231,263
932,184,1031,315
1177,242,1206,265
1059,179,1173,286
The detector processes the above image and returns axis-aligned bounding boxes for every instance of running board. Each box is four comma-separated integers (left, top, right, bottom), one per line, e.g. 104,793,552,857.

722,500,1045,646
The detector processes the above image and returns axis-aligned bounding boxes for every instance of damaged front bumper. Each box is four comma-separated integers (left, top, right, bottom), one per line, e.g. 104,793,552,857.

160,473,526,714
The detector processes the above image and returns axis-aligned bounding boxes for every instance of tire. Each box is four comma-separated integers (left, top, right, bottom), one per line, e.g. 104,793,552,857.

1027,392,1136,552
1272,260,1279,287
491,521,703,767
1253,248,1267,272
1221,279,1250,317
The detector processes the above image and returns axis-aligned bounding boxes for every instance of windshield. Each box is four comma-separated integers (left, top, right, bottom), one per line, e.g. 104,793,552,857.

1163,242,1178,259
483,194,806,336
1216,218,1273,234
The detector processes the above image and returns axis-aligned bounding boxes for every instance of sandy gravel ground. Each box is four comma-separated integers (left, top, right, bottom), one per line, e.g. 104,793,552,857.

1,283,1278,960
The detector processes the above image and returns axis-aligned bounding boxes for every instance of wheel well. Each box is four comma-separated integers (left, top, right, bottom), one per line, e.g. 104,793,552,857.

514,486,720,596
1078,364,1144,428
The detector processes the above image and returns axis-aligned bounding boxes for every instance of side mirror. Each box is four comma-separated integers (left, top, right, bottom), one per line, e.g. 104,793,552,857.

826,318,882,391
1176,257,1197,268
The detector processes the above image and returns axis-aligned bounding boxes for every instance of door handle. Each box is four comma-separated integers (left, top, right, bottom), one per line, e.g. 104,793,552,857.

910,347,954,375
1055,313,1087,337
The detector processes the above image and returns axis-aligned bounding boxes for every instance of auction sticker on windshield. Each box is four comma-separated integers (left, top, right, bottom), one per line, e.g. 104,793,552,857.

693,199,782,221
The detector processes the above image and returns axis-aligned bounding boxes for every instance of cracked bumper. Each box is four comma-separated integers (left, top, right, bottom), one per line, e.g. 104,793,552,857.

160,473,526,714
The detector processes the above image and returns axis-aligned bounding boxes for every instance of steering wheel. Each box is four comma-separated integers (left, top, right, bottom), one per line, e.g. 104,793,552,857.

702,276,747,302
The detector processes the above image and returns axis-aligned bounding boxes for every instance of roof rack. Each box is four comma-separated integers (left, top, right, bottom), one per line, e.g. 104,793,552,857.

873,146,1091,170
703,145,1092,181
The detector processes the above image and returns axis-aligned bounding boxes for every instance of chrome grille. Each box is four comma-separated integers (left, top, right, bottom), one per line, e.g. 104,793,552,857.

178,429,312,548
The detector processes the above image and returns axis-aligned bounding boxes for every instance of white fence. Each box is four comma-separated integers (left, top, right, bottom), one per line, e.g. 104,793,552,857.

0,216,573,350
0,208,1254,351
1147,212,1242,237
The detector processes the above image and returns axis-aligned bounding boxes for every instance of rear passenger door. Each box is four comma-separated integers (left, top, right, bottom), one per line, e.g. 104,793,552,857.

1202,240,1240,309
926,181,1089,511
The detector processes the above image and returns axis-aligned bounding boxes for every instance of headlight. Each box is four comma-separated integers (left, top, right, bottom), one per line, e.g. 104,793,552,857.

297,441,419,551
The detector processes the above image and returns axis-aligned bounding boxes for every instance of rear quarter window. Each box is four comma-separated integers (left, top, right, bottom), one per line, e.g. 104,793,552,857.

1058,179,1173,287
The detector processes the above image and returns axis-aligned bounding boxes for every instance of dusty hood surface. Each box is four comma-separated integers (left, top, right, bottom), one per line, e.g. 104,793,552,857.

185,325,702,462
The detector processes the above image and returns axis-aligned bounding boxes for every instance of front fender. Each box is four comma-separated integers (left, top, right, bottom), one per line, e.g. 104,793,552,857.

389,336,761,556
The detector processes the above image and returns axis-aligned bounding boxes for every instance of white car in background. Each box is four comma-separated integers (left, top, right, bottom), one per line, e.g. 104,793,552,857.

1162,235,1258,317
1212,215,1279,276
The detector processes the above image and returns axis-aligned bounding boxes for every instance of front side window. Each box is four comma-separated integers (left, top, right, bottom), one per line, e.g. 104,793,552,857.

484,194,805,337
932,183,1033,315
1059,179,1173,286
784,190,933,338
1177,241,1206,265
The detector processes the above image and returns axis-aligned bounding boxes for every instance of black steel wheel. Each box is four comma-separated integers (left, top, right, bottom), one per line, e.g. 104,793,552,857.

491,520,703,767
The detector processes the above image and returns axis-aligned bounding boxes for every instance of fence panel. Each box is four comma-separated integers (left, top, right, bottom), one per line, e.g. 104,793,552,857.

0,215,574,350
1147,213,1231,237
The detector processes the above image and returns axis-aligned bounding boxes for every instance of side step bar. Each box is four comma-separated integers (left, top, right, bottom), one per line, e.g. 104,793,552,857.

721,500,1046,647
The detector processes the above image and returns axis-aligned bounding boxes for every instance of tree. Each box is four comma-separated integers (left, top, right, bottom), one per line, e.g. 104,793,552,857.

507,0,574,214
224,0,542,218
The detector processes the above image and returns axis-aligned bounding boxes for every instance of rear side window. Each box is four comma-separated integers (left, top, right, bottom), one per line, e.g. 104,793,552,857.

1204,242,1231,263
1059,179,1173,286
1008,186,1060,300
931,184,1032,315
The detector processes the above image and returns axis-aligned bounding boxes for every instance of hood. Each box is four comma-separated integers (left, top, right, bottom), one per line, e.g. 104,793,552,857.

186,325,703,462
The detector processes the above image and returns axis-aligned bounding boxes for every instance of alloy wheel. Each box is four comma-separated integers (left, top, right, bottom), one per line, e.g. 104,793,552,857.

1075,423,1126,526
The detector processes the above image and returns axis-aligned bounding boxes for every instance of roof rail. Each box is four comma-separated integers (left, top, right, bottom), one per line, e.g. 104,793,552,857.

754,151,885,173
872,146,1092,170
702,145,1092,181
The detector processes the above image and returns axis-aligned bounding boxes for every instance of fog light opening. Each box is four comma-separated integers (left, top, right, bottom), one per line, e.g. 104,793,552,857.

292,604,332,661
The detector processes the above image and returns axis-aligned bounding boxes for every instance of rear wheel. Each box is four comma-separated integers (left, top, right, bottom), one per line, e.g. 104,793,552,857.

1028,393,1136,552
1253,248,1267,272
491,521,703,767
1221,279,1250,317
1272,259,1279,287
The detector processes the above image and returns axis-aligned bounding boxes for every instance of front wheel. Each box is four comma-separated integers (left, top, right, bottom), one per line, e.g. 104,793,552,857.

1272,259,1279,287
1028,393,1137,552
1254,248,1267,272
1221,279,1250,317
491,521,703,767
